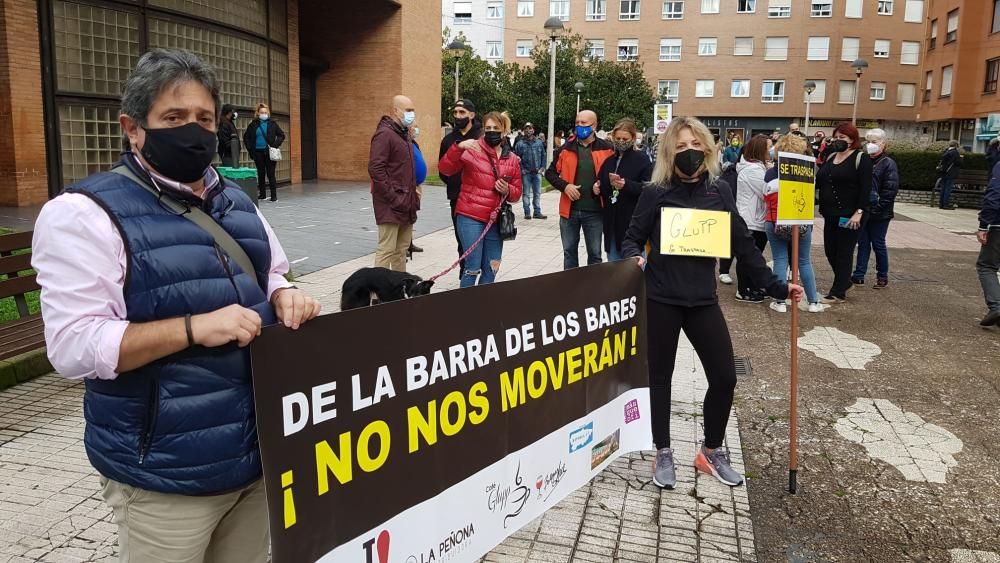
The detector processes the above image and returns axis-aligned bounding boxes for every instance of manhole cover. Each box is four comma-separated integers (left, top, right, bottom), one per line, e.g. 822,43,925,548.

734,356,753,378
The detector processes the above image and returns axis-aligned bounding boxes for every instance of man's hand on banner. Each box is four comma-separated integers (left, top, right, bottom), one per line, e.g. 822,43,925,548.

271,288,322,330
787,283,805,302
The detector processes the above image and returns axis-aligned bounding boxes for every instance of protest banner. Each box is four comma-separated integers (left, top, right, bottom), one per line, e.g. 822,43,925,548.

251,261,650,563
653,103,672,134
776,150,816,494
659,208,731,258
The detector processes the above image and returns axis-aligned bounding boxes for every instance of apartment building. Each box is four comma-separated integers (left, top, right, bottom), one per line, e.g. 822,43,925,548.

917,0,1000,151
448,0,929,141
443,0,508,59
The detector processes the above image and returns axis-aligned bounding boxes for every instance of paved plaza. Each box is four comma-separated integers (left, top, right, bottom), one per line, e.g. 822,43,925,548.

0,182,998,562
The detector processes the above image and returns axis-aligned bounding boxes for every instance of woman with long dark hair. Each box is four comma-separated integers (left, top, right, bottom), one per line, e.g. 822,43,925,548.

622,116,803,489
734,134,770,303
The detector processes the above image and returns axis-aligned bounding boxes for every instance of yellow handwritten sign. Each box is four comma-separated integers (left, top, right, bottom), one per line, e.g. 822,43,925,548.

776,151,816,225
659,208,731,258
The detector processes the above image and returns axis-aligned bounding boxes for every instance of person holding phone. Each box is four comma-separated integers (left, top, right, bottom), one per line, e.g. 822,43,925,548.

816,122,872,303
596,118,652,261
438,111,523,288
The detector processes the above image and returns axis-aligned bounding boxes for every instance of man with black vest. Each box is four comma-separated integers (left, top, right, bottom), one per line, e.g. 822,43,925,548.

439,99,482,274
31,49,321,562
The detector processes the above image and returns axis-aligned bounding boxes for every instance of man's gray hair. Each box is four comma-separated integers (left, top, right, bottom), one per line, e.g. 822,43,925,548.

866,128,887,144
121,49,221,125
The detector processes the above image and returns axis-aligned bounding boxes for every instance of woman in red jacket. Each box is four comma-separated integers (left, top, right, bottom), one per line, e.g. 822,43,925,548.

439,111,523,288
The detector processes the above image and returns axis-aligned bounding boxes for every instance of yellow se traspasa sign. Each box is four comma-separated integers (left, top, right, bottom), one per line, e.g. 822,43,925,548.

777,152,817,225
659,208,731,259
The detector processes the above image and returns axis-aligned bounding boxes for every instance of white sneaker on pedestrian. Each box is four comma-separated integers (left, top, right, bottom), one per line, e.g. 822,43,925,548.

769,301,787,313
808,302,827,313
719,274,733,285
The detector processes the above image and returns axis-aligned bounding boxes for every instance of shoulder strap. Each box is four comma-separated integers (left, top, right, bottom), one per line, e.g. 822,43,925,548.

855,150,862,170
111,166,261,287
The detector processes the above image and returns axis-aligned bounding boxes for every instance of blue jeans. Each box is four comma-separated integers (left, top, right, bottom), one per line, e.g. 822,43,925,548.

978,229,1000,313
560,209,603,269
455,215,503,288
853,219,891,280
939,177,955,208
765,222,819,304
522,172,542,216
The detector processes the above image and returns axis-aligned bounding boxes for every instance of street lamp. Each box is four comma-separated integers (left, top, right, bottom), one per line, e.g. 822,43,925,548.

544,16,564,168
850,58,869,125
803,81,816,137
575,81,585,115
447,39,469,101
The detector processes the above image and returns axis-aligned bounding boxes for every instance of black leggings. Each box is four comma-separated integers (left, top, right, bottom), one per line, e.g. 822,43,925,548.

252,149,278,198
822,215,862,298
735,230,769,296
647,300,737,450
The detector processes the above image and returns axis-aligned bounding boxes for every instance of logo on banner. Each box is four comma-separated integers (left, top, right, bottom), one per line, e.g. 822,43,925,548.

406,523,476,563
624,399,641,424
534,460,568,502
362,529,391,563
485,461,531,528
591,429,621,469
569,422,594,453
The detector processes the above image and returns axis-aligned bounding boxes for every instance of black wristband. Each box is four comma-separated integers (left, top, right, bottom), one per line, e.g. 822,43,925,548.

185,314,194,347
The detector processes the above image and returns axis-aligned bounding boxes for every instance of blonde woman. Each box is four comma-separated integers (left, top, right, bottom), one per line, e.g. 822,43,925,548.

622,116,803,489
242,103,285,201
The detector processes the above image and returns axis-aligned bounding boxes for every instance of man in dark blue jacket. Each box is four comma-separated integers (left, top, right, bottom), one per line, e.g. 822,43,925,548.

977,162,1000,327
514,122,547,220
32,49,321,561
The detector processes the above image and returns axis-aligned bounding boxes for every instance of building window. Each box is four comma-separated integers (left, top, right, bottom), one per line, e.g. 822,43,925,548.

841,37,860,62
874,39,890,58
586,0,607,20
731,79,751,97
620,0,641,19
897,83,916,106
878,0,893,15
550,0,570,21
516,40,533,57
811,2,832,17
768,0,790,17
696,80,715,97
804,79,826,103
662,1,684,19
487,1,504,18
454,1,472,23
900,41,920,65
618,39,639,61
994,0,1000,33
845,0,862,18
701,0,719,13
870,82,886,100
698,37,717,56
904,0,923,23
807,36,830,60
518,0,535,17
986,58,1000,93
838,80,856,104
586,39,606,60
659,79,680,101
734,37,753,56
924,70,933,101
660,38,682,61
946,9,958,43
486,41,503,59
762,80,785,102
737,0,756,13
765,37,788,60
941,65,953,97
929,19,937,49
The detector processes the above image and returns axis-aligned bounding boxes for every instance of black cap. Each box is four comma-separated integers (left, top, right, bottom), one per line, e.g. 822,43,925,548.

453,99,476,113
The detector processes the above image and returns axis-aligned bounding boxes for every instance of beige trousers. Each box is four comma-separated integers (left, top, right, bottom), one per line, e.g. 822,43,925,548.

374,222,413,272
100,477,269,563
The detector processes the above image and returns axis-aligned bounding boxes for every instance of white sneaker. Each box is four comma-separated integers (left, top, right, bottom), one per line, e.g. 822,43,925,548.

719,274,733,284
769,301,787,313
808,302,827,313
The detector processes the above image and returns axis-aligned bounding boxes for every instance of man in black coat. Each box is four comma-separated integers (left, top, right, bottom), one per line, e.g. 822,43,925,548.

937,140,963,210
438,99,482,274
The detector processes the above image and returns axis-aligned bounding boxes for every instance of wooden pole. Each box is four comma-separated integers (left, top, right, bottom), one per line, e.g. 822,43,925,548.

789,230,800,494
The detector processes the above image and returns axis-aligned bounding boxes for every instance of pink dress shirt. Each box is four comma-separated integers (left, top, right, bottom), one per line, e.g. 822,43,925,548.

32,163,292,381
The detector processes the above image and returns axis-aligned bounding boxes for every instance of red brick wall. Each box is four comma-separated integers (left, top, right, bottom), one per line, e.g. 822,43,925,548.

0,0,48,206
401,0,443,177
287,0,302,184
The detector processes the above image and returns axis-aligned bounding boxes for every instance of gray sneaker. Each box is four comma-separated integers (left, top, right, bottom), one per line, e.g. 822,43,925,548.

695,447,744,487
652,447,676,489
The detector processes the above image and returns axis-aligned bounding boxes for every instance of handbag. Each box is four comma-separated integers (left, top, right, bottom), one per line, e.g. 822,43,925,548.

488,153,517,241
268,145,282,162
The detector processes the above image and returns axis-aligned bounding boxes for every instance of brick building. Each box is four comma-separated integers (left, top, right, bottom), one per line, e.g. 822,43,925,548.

917,0,1000,151
0,0,442,207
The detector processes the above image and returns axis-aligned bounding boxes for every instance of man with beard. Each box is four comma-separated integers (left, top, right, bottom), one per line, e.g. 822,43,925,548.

439,99,482,275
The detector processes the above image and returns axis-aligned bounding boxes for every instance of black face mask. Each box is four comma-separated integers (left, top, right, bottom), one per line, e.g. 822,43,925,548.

454,117,470,130
484,131,504,147
140,122,217,183
829,139,849,153
674,148,705,177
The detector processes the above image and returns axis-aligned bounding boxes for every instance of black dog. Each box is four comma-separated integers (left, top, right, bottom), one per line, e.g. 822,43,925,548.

340,267,434,311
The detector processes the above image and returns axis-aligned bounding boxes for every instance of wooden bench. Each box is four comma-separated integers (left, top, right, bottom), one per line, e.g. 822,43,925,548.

931,168,990,208
0,231,44,361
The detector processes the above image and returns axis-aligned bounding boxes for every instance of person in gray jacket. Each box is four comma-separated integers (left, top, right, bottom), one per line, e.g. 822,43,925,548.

734,134,770,303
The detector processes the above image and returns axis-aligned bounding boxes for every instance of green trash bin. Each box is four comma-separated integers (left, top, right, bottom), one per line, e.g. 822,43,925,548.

217,166,259,206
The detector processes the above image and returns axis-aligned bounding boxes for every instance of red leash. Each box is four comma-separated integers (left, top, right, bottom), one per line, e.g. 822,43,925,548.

428,206,502,283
